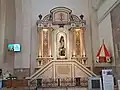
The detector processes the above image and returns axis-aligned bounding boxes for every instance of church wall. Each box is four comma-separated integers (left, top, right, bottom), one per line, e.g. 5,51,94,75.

14,0,32,76
4,0,16,73
0,0,15,73
31,0,89,21
96,0,120,77
97,0,120,22
87,0,100,70
110,2,120,78
97,14,115,67
14,0,23,69
96,0,120,67
31,0,93,71
0,0,5,68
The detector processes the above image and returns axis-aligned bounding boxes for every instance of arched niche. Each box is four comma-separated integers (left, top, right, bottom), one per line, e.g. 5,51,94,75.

56,30,67,59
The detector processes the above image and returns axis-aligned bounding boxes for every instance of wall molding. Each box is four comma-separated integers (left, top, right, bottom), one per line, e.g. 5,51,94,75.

98,0,120,24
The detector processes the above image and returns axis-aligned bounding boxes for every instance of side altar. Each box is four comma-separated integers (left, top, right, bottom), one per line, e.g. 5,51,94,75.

29,7,96,81
36,7,87,66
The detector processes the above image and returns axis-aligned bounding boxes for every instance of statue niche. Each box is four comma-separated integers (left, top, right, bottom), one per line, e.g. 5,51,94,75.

57,31,67,59
59,36,65,56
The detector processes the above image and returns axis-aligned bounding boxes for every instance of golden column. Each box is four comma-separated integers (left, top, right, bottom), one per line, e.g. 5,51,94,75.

37,27,43,66
38,29,42,57
80,28,86,57
48,28,52,57
36,14,53,66
72,29,76,57
71,14,86,61
71,27,86,64
42,28,48,57
38,28,53,65
79,14,86,58
75,29,81,56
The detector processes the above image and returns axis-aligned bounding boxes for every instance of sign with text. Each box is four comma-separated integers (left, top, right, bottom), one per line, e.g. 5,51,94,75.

102,69,114,90
118,80,120,90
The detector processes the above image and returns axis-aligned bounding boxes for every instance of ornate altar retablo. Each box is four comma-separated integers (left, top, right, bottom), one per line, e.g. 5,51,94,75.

26,7,98,88
36,7,87,65
30,7,97,83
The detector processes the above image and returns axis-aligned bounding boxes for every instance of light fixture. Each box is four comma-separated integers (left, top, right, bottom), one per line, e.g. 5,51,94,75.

43,29,48,32
75,29,80,31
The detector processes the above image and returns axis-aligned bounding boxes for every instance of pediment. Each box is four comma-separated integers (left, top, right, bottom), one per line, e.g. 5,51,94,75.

37,7,86,28
50,7,72,14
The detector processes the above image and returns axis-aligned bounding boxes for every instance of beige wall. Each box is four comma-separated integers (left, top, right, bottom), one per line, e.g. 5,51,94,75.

14,0,32,69
87,0,100,70
0,0,15,73
96,0,120,67
97,14,115,66
0,0,6,69
95,0,120,79
97,0,120,22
